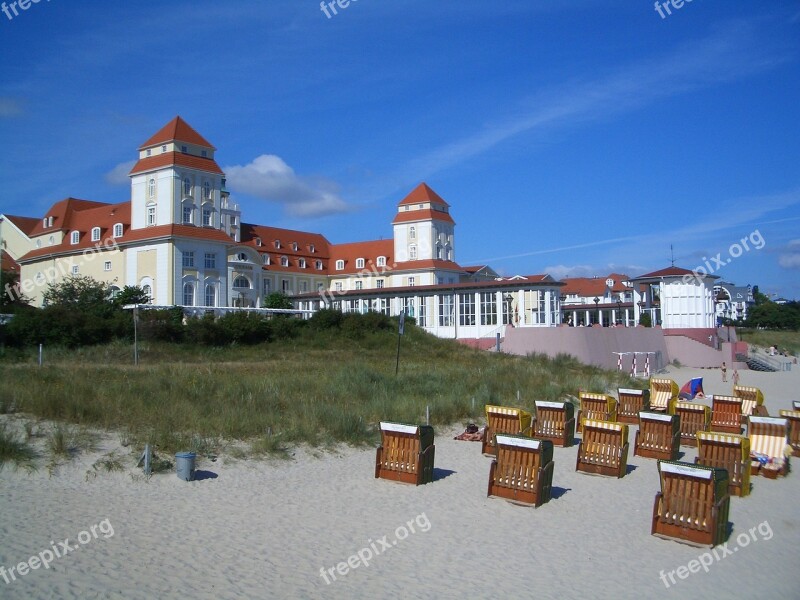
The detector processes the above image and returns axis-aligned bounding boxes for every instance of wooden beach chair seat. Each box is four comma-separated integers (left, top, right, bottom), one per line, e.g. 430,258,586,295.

487,435,554,507
778,410,800,457
576,392,617,432
576,419,629,478
482,405,533,456
634,412,680,461
695,432,751,497
651,461,730,548
733,385,767,421
649,378,679,415
748,416,790,478
617,387,650,424
710,395,744,434
676,402,711,447
375,422,435,485
533,400,575,447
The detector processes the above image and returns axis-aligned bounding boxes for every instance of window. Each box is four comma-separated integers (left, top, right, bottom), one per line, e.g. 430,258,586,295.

108,286,120,299
113,223,123,238
236,252,247,262
148,178,155,198
274,240,281,249
418,298,427,327
377,256,386,267
502,294,515,325
42,218,47,227
183,205,193,224
48,216,54,227
309,244,315,253
409,226,416,240
142,284,152,302
205,284,216,307
181,145,188,153
263,255,271,265
377,279,384,288
481,292,497,325
146,149,151,156
292,242,298,251
255,238,262,247
280,256,289,267
72,265,79,275
233,276,251,289
315,260,323,270
439,294,454,326
408,277,415,287
183,251,195,268
409,245,417,260
202,207,212,226
436,244,443,260
335,260,344,270
183,283,194,306
335,282,343,292
447,248,452,261
355,280,363,290
281,279,290,293
300,281,308,293
70,231,80,244
459,294,476,326
104,261,112,272
147,205,156,226
48,236,54,245
201,150,207,158
356,258,365,269
203,181,211,200
183,178,191,196
161,145,167,152
263,279,271,295
298,258,307,269
204,253,216,269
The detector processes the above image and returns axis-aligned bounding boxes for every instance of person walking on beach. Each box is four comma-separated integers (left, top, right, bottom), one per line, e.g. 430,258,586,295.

721,361,728,382
733,369,740,386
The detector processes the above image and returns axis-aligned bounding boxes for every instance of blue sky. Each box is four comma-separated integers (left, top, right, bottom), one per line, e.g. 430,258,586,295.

1,0,798,298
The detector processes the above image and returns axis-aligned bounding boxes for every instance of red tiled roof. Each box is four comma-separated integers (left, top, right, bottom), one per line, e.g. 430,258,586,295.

391,208,455,225
3,214,39,235
240,223,332,273
329,239,394,275
392,259,464,273
140,116,216,150
398,183,450,207
633,266,718,280
1,250,20,273
129,151,224,176
27,198,111,237
120,224,234,245
560,274,630,296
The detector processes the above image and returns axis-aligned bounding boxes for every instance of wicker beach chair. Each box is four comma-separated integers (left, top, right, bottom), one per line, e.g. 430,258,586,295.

733,385,767,421
487,435,554,507
695,431,751,497
576,419,629,478
649,378,679,415
617,387,650,424
375,422,435,485
482,405,533,456
778,410,800,457
533,400,575,447
652,461,730,548
576,392,617,432
710,395,744,434
748,416,790,478
634,412,680,461
675,402,711,447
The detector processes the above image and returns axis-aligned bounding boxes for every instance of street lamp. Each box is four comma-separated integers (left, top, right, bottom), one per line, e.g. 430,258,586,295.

616,294,623,326
593,296,599,326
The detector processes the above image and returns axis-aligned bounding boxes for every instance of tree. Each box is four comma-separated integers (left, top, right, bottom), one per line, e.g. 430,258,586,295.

112,285,151,309
0,269,32,313
263,292,294,310
43,275,115,317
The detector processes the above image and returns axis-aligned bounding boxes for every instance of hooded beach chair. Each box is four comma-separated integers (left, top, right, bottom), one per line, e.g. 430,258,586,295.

487,435,554,507
533,400,575,447
634,412,680,461
375,422,435,485
778,410,800,457
651,461,730,548
748,416,790,478
576,392,617,432
649,378,679,415
733,385,767,421
576,419,629,478
695,431,751,497
482,405,533,456
710,395,744,434
675,401,711,447
617,387,651,424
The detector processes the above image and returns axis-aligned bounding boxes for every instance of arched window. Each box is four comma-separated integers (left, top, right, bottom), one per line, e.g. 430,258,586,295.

298,258,306,269
91,228,101,242
233,276,251,289
377,256,386,267
280,256,289,267
409,244,417,260
142,284,152,303
436,244,443,260
409,226,416,240
315,260,323,270
205,284,216,307
255,238,262,247
113,223,123,238
70,231,80,244
292,242,298,251
183,178,191,196
335,260,344,270
263,254,271,265
183,283,194,306
236,252,247,262
108,285,121,299
274,240,281,249
148,178,155,198
355,258,365,269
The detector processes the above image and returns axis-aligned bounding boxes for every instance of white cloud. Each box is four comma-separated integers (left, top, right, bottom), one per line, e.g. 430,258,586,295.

105,160,136,186
224,155,353,218
0,97,24,118
778,239,800,269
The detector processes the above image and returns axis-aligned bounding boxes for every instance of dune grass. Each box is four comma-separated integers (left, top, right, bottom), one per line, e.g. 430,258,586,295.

0,422,38,472
737,329,800,356
0,325,642,458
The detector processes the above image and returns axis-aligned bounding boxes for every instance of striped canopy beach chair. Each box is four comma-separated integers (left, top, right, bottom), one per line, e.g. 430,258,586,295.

617,387,650,424
577,392,617,432
652,460,730,548
634,412,680,461
576,419,629,478
748,416,790,478
733,385,767,421
675,402,711,447
695,431,751,497
533,400,575,447
482,405,533,456
487,435,554,507
375,422,435,485
649,378,679,415
778,410,800,457
710,395,744,435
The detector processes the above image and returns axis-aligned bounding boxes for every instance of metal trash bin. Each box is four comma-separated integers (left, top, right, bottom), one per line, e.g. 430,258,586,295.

175,452,196,481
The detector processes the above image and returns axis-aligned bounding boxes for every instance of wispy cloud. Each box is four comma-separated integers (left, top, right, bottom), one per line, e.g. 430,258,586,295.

224,155,354,218
0,97,24,118
778,239,800,269
105,160,136,186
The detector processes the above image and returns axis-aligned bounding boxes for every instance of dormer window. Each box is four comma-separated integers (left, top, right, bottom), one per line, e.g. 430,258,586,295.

274,240,281,249
70,231,80,245
255,238,262,247
280,256,289,267
161,145,167,152
113,223,123,238
299,258,307,269
355,258,365,269
91,227,101,242
201,150,207,158
48,216,54,227
292,242,298,251
377,256,386,267
263,254,271,265
181,145,188,153
315,260,323,270
42,217,47,228
335,260,344,271
146,149,151,156
309,244,315,253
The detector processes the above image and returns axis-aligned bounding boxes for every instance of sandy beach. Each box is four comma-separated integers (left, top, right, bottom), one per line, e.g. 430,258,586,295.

1,364,799,600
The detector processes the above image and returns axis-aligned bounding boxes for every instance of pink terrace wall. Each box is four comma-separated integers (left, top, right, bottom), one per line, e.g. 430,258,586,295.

501,326,670,370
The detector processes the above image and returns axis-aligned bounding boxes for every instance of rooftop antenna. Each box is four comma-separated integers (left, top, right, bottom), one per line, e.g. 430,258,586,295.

670,244,675,267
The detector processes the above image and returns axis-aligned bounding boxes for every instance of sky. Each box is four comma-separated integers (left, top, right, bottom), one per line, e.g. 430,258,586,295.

1,0,798,298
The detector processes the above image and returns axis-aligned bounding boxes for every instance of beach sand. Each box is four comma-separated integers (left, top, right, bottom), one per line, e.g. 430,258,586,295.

1,363,799,599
